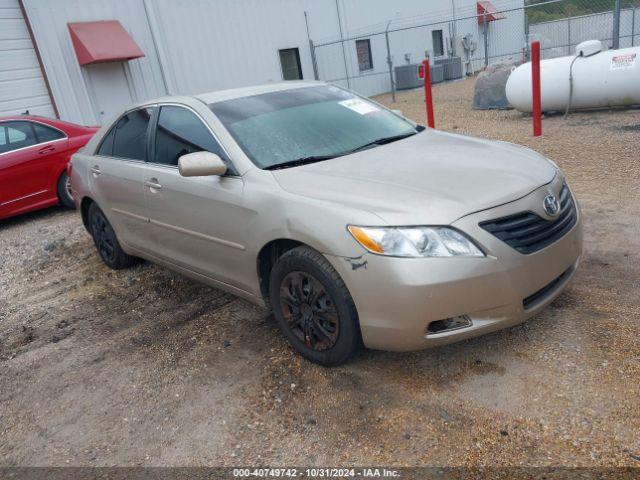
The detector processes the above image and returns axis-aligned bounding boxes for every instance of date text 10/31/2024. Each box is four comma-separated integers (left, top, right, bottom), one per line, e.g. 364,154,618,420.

232,468,401,478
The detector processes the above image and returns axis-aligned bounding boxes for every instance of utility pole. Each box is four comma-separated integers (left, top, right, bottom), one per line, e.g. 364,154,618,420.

450,0,457,57
304,11,319,80
385,21,395,102
335,0,351,88
613,0,621,49
483,12,489,67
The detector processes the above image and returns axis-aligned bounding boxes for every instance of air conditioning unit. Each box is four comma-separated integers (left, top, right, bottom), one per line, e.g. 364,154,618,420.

430,63,445,83
394,64,422,90
394,62,446,89
434,56,463,80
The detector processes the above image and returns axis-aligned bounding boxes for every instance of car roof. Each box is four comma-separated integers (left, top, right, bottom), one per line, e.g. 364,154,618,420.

0,115,97,134
0,114,60,124
108,81,330,116
196,80,326,104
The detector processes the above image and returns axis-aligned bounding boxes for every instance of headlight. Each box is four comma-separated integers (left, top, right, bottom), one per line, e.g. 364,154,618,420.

348,226,484,258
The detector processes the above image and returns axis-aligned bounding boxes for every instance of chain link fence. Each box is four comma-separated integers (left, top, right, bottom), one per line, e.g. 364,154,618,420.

310,0,640,98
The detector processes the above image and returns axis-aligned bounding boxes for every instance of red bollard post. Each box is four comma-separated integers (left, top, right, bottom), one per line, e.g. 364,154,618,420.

531,41,542,137
420,59,435,128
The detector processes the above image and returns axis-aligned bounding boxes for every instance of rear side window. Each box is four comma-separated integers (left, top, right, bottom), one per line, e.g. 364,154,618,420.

96,127,116,156
32,123,65,142
153,106,226,166
111,108,154,161
0,121,37,154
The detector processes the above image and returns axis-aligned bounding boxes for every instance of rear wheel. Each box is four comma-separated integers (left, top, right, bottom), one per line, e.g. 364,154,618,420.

269,246,361,366
88,203,137,270
56,172,75,209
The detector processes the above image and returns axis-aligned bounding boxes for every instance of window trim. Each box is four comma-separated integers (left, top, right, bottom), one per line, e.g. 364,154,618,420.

31,121,67,143
150,103,238,176
355,38,373,72
114,106,155,163
94,105,155,163
94,103,239,177
0,120,67,157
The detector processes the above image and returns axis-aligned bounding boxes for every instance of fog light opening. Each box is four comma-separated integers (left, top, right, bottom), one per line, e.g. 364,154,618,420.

426,315,472,335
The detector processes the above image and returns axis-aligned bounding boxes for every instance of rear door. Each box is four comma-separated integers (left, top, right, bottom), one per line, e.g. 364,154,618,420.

142,104,250,290
0,121,67,216
89,107,154,250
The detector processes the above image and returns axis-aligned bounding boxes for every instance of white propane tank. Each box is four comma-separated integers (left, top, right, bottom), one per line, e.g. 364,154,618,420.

506,40,640,113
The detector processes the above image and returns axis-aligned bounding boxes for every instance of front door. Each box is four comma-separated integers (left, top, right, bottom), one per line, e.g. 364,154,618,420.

143,105,250,290
85,62,135,124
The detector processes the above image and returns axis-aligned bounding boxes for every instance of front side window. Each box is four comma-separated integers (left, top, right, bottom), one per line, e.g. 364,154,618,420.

153,106,226,167
356,39,373,71
111,108,154,161
209,85,419,170
0,121,37,154
32,123,65,142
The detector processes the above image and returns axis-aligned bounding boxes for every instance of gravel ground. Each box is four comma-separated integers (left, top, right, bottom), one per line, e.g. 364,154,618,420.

1,77,639,468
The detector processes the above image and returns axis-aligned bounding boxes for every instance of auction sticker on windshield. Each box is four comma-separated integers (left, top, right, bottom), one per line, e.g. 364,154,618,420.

339,98,379,115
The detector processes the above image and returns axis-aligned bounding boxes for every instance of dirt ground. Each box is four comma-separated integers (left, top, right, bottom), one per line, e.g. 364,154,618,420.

1,77,639,468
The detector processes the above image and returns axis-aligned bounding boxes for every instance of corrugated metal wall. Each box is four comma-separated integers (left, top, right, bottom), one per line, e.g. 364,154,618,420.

19,0,525,124
0,0,54,117
147,0,316,95
22,0,167,125
22,0,319,125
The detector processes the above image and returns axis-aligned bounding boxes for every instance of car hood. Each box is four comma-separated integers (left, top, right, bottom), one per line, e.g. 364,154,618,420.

272,129,557,225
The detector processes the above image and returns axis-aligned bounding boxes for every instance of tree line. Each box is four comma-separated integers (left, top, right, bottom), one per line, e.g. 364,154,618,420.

526,0,639,24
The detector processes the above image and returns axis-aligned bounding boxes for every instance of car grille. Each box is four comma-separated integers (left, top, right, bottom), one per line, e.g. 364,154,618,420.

479,184,577,254
523,265,574,310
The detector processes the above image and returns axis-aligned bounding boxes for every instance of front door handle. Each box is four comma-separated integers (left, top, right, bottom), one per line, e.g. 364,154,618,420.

90,166,101,177
145,178,162,190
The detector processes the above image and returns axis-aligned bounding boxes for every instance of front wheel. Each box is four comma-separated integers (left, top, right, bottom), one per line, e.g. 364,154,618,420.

88,203,138,270
269,246,361,366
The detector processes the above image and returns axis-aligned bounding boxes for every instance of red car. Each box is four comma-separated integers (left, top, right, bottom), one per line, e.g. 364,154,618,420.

0,115,98,220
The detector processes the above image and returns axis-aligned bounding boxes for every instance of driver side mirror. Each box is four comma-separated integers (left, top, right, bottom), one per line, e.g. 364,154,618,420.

178,151,227,177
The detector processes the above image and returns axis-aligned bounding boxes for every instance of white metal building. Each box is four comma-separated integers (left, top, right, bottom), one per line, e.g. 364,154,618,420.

2,0,525,125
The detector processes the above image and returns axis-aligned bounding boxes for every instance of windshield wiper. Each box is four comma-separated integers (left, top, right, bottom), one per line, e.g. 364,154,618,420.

264,131,419,171
264,155,339,171
346,131,419,154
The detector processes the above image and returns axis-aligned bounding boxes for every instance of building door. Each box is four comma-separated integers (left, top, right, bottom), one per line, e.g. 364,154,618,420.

0,0,55,117
279,48,303,80
84,62,135,124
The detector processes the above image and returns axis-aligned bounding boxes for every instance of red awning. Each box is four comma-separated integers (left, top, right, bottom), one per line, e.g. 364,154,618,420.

477,1,507,24
68,20,145,66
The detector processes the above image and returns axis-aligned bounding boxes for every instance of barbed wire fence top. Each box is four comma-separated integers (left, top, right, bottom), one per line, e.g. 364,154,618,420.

310,0,640,99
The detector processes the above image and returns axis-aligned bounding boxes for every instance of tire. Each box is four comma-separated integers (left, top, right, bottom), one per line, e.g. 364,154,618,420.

57,172,75,209
88,203,138,270
269,246,361,366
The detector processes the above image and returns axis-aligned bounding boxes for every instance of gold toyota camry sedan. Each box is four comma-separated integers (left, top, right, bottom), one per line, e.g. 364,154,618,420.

70,81,582,366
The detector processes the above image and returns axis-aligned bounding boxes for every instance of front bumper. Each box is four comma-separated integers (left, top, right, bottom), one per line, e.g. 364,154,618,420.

325,180,583,351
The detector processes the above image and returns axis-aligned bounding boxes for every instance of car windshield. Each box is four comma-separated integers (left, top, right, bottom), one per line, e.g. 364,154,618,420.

209,85,419,169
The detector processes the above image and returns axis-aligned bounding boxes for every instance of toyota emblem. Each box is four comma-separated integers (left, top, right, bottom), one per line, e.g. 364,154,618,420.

543,194,560,217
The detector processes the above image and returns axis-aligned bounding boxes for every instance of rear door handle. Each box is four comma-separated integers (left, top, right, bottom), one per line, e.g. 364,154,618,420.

90,166,101,177
145,178,162,190
38,145,55,154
